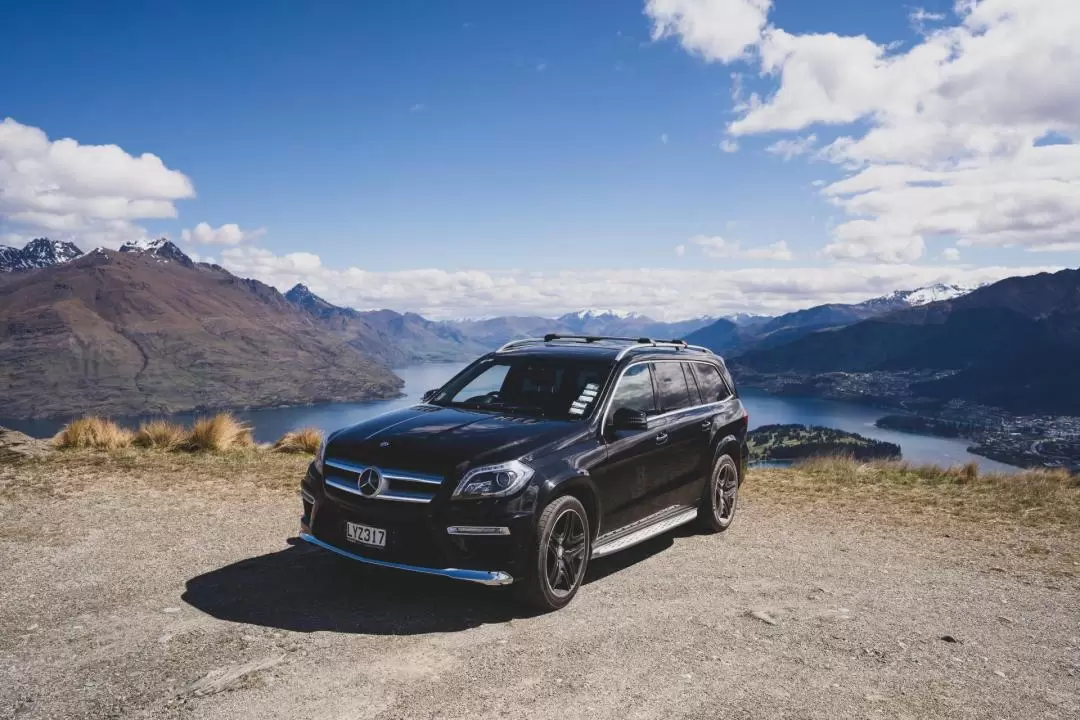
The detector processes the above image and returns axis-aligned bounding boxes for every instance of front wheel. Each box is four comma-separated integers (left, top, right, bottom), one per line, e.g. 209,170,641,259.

698,453,739,533
514,495,591,611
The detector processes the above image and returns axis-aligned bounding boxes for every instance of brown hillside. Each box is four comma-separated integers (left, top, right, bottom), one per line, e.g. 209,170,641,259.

0,247,402,418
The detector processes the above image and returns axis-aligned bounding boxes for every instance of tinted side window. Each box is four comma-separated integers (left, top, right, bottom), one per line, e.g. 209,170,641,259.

691,363,730,402
608,364,657,416
681,362,703,405
653,362,692,412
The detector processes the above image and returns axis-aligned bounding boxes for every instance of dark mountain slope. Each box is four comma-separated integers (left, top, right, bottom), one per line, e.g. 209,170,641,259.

0,250,402,419
684,318,742,354
284,284,487,363
737,268,1080,414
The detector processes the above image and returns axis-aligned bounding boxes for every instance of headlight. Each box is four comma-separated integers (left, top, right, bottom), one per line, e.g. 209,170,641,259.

314,438,328,474
452,460,534,499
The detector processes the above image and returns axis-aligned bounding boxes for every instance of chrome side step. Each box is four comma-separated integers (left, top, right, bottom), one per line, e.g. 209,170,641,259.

591,506,698,559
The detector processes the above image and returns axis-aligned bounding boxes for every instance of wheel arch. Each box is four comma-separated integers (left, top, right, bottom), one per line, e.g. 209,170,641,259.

544,474,601,540
713,434,746,482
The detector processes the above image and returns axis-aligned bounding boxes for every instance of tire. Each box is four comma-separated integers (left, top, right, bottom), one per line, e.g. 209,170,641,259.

514,495,591,612
698,453,740,533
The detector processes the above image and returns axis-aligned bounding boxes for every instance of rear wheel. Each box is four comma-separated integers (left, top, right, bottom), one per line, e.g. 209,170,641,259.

698,453,739,532
514,495,591,611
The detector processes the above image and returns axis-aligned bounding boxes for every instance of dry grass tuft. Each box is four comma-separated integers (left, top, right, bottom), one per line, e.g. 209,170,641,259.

272,427,323,455
132,420,188,450
183,413,254,452
54,417,134,451
748,457,1080,527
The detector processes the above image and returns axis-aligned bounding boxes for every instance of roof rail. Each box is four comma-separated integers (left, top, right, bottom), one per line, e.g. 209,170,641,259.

494,334,714,359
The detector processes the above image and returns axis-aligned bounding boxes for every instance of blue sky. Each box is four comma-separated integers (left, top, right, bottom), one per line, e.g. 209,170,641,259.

1,0,1076,318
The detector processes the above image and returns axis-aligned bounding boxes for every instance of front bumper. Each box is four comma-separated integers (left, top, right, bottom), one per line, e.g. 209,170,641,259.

300,462,534,584
299,532,515,586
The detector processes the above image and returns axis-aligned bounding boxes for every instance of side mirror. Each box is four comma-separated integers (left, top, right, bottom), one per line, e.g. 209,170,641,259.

421,389,438,403
611,407,648,431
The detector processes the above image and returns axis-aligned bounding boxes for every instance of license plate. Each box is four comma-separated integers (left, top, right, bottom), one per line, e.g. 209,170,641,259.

345,522,386,548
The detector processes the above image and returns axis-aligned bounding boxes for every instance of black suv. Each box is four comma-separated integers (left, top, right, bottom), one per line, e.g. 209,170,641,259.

299,335,749,610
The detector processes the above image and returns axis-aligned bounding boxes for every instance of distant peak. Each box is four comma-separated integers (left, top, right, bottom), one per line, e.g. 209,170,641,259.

118,238,194,268
0,237,83,272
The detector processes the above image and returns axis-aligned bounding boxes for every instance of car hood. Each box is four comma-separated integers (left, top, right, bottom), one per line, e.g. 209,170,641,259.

324,404,579,475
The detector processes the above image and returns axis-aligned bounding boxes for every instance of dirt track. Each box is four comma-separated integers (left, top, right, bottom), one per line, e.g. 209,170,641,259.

1,461,1078,719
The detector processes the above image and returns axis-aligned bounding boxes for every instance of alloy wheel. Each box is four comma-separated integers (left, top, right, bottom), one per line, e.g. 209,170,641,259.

713,460,738,523
544,508,588,597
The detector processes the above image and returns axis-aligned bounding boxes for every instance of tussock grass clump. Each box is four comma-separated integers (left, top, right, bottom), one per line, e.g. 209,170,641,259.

183,413,254,452
272,427,323,454
752,457,1080,527
133,420,187,450
54,416,134,451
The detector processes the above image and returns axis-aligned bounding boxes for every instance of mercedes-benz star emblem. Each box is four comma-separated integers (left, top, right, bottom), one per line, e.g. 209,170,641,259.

357,467,385,498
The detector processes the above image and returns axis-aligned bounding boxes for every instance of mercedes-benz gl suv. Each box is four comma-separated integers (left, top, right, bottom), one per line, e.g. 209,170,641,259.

299,335,749,611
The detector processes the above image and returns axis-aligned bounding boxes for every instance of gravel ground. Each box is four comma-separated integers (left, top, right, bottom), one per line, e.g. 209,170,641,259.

1,469,1078,719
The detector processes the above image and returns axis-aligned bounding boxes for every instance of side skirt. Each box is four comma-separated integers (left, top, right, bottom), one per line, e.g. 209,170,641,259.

591,505,698,559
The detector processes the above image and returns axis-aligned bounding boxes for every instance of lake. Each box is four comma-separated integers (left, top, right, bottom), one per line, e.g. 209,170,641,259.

3,362,1017,473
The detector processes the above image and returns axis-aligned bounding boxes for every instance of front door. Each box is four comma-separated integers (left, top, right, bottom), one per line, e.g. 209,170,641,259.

591,363,669,534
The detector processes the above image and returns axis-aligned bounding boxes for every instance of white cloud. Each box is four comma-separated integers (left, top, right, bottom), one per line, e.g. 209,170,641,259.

218,245,1050,321
647,0,1080,262
909,7,946,32
942,247,960,261
689,234,793,261
719,138,740,153
647,0,773,63
536,61,548,72
765,134,817,160
0,117,194,249
409,103,427,112
180,221,264,246
674,243,686,256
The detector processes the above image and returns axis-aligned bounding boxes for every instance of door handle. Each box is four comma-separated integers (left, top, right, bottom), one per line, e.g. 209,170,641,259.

701,420,712,432
655,432,669,445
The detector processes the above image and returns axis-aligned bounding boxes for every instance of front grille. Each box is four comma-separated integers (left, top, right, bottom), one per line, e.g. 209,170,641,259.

324,458,444,503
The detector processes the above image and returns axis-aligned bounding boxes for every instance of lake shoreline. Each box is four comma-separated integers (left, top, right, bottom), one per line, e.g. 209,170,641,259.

2,363,1024,473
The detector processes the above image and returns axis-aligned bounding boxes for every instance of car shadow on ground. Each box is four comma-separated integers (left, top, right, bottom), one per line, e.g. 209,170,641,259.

182,531,686,635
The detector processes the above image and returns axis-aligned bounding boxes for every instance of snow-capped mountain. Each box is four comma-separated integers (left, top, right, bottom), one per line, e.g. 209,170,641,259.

119,238,195,267
858,283,980,312
902,283,980,306
0,238,83,272
556,309,657,336
563,308,648,322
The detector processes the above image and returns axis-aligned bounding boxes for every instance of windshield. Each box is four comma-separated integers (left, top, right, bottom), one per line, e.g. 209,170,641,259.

430,356,613,421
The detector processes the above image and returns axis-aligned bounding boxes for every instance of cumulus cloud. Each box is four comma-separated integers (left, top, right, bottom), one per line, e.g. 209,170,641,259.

647,0,772,63
719,138,740,153
690,234,794,261
942,247,960,261
646,0,1080,262
180,222,264,246
0,117,194,249
218,245,1049,320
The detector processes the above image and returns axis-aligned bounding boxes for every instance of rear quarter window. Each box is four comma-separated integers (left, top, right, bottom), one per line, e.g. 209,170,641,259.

691,362,732,403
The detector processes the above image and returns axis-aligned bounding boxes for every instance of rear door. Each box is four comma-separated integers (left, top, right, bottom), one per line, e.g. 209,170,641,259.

647,361,712,510
690,360,748,469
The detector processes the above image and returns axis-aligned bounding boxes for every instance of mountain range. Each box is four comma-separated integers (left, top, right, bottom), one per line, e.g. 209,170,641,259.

684,283,978,355
1,237,1075,417
0,240,401,419
733,271,1080,414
